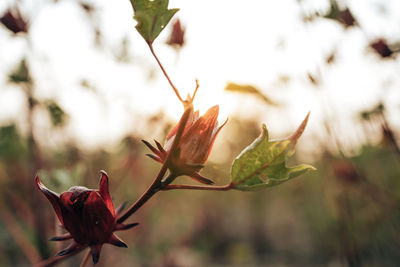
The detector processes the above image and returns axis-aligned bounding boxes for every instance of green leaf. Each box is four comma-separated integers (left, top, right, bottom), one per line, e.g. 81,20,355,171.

231,113,315,191
131,0,178,44
9,58,31,84
45,101,67,127
224,82,278,106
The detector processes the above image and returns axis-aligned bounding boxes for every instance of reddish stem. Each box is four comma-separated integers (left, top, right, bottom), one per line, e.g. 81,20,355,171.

0,201,41,264
36,109,193,265
148,43,184,103
117,165,167,224
164,182,233,191
117,107,193,224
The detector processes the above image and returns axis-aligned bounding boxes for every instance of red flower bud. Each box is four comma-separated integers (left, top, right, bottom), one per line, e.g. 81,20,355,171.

370,39,394,58
143,105,226,184
0,8,28,34
36,171,138,265
166,19,185,48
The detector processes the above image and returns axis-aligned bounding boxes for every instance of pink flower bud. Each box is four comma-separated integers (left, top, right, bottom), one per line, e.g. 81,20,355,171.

143,105,226,184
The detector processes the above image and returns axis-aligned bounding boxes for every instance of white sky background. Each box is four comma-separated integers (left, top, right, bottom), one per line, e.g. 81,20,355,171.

0,0,399,158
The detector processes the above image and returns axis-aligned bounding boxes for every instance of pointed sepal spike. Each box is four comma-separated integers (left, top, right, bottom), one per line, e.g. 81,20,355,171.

115,222,139,231
49,233,72,241
190,172,214,185
146,153,163,163
56,250,69,257
56,242,80,257
108,234,128,248
90,245,102,265
142,139,161,156
154,139,166,155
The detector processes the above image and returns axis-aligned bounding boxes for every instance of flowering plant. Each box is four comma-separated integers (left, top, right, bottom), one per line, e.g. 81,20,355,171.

34,0,314,265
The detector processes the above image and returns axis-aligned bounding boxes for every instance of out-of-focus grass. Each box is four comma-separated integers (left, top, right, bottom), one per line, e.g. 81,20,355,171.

1,116,400,267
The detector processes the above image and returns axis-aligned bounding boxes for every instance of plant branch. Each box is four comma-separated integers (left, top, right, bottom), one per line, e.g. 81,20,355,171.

163,182,234,191
0,201,41,264
148,43,184,103
117,107,193,224
161,173,178,187
117,165,167,224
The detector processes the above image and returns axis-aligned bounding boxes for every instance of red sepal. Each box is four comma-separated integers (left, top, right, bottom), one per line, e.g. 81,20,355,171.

108,234,127,248
90,244,102,265
56,242,81,257
99,170,115,217
49,233,72,241
35,175,64,226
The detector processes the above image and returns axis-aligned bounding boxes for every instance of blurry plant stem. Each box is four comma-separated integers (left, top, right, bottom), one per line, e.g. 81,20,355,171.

163,182,233,191
0,201,41,264
148,43,184,103
117,107,192,223
380,113,400,157
23,67,48,257
79,249,91,267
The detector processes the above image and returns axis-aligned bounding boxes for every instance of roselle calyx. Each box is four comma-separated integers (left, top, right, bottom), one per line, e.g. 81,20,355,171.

35,171,138,265
143,105,226,184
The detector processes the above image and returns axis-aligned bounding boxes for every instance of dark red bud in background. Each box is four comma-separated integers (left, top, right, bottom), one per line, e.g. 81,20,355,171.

0,8,29,34
337,8,356,28
370,39,394,58
166,19,185,48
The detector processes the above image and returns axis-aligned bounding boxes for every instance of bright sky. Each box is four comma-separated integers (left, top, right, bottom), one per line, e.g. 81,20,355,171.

0,0,399,157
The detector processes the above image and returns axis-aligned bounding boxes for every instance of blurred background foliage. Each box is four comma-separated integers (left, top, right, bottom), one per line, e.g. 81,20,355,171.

0,0,400,266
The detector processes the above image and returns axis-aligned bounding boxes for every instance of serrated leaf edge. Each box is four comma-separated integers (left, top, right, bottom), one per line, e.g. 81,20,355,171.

131,0,179,44
233,164,315,191
230,113,314,190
